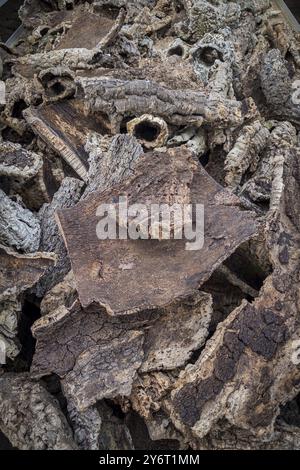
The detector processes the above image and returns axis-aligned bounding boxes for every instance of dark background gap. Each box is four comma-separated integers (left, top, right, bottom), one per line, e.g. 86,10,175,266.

0,0,23,42
283,0,300,23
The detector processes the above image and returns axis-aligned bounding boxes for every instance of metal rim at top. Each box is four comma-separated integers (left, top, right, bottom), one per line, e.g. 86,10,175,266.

273,0,300,32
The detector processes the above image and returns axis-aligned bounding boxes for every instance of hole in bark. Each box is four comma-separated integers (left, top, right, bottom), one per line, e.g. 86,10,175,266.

168,45,184,57
1,127,34,145
133,121,160,142
12,99,27,119
198,47,223,66
174,0,185,13
199,150,210,167
39,26,50,37
48,81,66,97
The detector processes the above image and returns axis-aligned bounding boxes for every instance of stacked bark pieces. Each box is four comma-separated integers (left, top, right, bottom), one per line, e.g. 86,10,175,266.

0,0,300,450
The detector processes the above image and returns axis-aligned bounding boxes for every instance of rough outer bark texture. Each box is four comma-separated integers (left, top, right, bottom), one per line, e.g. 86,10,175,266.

0,141,42,181
31,287,212,411
0,189,41,253
0,373,77,450
76,76,257,131
35,177,84,297
225,120,270,189
57,147,258,315
0,245,55,360
164,129,300,445
1,0,300,451
83,133,144,198
241,122,297,205
260,48,300,124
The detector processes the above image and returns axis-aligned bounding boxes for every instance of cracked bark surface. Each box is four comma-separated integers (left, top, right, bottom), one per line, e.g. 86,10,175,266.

1,0,300,451
56,147,257,314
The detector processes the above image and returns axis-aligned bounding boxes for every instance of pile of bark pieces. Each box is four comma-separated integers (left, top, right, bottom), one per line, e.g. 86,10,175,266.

1,0,300,450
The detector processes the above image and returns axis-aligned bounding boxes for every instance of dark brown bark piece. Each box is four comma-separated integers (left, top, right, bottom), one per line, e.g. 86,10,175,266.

56,147,258,315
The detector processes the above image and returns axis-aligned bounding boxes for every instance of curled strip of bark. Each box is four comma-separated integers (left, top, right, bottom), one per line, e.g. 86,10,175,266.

241,122,297,205
0,190,40,253
38,67,76,103
127,114,169,149
76,76,257,131
225,120,270,189
0,141,42,182
97,8,126,49
0,373,77,450
23,102,110,182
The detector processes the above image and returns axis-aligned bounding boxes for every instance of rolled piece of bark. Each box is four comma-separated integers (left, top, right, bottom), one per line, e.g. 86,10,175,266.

240,121,297,205
0,189,40,253
56,147,258,315
75,76,257,130
0,141,42,181
190,32,235,83
225,120,270,189
0,373,77,450
38,67,76,103
126,114,169,149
